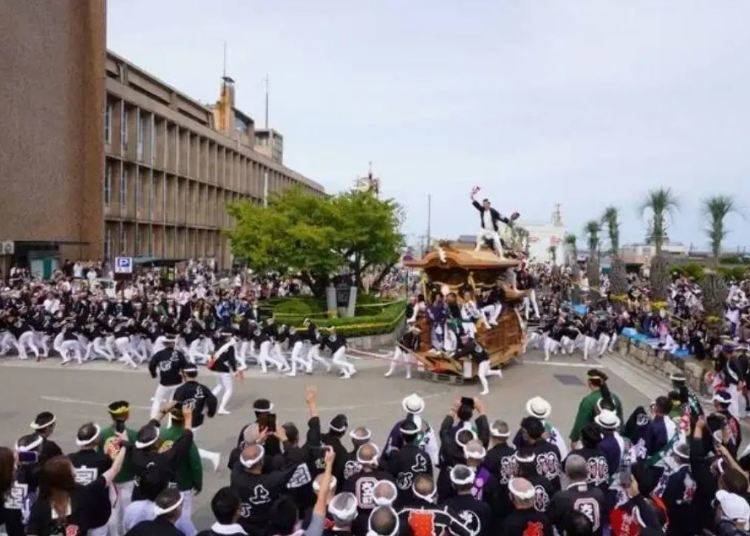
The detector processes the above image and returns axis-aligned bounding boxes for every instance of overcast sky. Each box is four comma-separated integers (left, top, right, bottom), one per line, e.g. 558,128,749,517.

108,0,749,251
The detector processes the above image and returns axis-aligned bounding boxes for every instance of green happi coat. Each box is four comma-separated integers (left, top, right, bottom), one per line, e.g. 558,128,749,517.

159,425,202,492
569,389,623,443
99,425,138,483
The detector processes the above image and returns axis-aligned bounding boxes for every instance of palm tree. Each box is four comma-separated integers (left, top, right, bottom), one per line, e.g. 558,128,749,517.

601,206,620,255
640,188,679,301
703,195,736,265
584,220,601,289
601,206,627,295
640,188,679,256
564,234,578,266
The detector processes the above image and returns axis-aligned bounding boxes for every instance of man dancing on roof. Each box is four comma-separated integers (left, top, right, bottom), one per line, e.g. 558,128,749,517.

470,186,519,257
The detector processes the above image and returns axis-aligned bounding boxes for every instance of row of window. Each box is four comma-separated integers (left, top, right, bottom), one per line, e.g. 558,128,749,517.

103,222,224,260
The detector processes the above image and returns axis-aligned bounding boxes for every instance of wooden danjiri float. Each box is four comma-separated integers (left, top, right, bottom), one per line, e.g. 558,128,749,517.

404,241,527,378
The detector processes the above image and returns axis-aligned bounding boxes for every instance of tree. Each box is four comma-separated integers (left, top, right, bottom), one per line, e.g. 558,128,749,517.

703,195,736,265
601,206,627,295
640,188,679,256
330,190,405,290
584,220,601,289
640,188,679,301
227,187,404,298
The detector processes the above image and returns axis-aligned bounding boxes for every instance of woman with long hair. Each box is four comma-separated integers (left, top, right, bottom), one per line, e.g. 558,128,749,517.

25,437,126,536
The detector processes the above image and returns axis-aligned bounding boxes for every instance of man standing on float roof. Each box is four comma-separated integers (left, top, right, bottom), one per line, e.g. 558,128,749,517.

470,186,519,257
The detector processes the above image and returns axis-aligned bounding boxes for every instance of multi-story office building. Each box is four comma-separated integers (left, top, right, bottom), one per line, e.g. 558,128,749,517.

103,52,324,269
0,0,324,276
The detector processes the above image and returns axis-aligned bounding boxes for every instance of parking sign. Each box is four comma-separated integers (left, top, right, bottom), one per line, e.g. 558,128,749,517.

115,256,133,274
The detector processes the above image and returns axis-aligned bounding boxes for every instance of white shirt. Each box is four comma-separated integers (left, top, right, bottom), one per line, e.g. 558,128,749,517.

482,208,493,230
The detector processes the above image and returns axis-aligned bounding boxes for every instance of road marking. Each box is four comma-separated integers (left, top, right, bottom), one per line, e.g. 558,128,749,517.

41,396,150,411
523,360,605,369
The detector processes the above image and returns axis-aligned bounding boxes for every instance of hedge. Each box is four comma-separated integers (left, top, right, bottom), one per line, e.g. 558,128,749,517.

258,296,407,337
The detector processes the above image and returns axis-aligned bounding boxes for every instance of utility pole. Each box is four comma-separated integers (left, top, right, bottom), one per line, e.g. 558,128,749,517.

263,74,269,129
426,194,432,252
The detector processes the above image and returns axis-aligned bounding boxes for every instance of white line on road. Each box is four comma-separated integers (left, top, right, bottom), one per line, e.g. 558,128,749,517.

40,396,150,411
523,360,606,369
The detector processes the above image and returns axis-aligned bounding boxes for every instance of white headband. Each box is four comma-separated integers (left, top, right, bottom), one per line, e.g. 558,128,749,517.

135,431,159,449
464,445,487,460
449,466,476,486
30,416,56,430
313,475,337,492
330,422,347,433
153,494,184,516
240,445,265,468
508,478,536,500
16,435,43,452
75,424,101,447
490,424,510,438
413,486,437,503
328,493,358,519
350,428,372,441
357,444,380,465
372,480,398,506
367,507,400,536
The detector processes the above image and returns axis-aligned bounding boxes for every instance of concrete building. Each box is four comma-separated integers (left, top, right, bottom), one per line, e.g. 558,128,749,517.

619,241,688,267
0,0,324,276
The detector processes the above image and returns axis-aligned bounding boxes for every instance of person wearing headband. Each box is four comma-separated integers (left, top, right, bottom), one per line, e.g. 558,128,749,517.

513,447,554,514
100,400,138,536
125,487,184,536
343,426,371,481
713,390,742,459
383,394,439,468
172,365,221,472
520,417,562,494
483,419,516,520
655,441,698,536
327,492,358,534
512,397,569,460
443,464,491,536
4,434,44,536
470,186,518,257
209,330,247,415
385,417,433,508
384,325,420,380
570,369,623,445
548,454,607,536
342,443,396,535
567,423,610,492
323,414,350,485
367,506,400,536
158,406,204,535
30,411,62,464
25,438,128,536
148,336,189,419
501,477,553,535
396,473,473,536
195,487,244,536
130,404,194,503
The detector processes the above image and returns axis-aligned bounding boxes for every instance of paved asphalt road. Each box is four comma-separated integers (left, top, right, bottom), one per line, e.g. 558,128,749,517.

0,349,670,529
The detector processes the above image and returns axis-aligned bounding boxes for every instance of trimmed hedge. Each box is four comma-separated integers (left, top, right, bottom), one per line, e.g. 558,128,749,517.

259,296,406,338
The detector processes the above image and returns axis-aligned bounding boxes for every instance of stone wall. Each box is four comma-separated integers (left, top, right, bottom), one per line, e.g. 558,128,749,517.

615,339,707,395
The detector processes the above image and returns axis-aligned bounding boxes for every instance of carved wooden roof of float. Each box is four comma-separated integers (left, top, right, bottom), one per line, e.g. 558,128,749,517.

404,242,520,271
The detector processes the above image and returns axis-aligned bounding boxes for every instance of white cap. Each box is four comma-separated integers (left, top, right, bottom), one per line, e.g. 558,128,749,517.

525,397,551,419
717,490,750,529
402,393,425,415
594,410,621,430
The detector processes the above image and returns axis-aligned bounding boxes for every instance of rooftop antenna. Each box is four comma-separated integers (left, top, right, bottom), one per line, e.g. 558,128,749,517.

263,74,269,129
222,42,227,78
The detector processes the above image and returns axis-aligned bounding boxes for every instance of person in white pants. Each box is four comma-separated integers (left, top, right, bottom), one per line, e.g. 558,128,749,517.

385,326,420,379
210,333,243,415
0,331,18,356
470,187,519,257
322,328,356,379
54,327,84,365
16,329,40,360
287,327,310,377
452,334,502,395
148,337,189,419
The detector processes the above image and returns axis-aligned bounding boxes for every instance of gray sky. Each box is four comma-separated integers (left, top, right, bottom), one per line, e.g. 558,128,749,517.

108,0,749,251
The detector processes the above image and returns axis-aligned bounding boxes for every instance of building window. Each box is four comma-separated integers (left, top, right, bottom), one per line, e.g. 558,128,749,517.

120,166,127,208
119,224,126,254
104,227,111,260
136,109,143,160
104,163,111,205
121,105,128,151
105,103,112,144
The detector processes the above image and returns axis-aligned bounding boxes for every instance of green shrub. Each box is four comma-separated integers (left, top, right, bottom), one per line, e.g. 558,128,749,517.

717,266,748,281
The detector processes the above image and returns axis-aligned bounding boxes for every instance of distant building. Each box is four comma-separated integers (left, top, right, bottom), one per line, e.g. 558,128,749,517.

0,0,324,276
619,242,688,266
515,204,566,265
